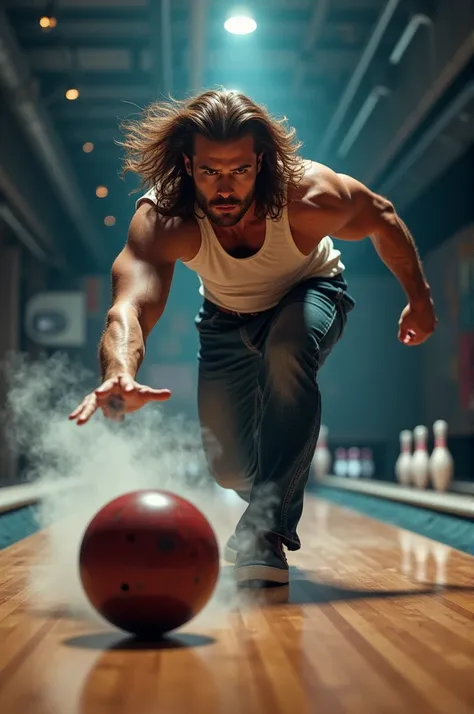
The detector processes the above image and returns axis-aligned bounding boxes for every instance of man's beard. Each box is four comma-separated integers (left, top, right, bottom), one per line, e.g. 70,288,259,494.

194,187,255,227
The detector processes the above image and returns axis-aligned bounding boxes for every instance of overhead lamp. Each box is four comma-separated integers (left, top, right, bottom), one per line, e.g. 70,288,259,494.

96,186,108,198
224,15,257,35
39,15,57,28
65,87,79,101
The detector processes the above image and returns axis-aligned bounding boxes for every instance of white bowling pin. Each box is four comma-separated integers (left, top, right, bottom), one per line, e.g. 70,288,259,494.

347,447,362,478
312,424,332,481
429,420,454,492
395,430,413,486
333,448,348,477
411,425,430,489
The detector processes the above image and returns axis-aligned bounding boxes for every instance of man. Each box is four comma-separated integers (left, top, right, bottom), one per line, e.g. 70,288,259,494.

69,89,437,585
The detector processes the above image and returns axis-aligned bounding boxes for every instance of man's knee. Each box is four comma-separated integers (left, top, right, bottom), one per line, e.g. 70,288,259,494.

200,426,253,492
208,462,252,492
265,305,321,401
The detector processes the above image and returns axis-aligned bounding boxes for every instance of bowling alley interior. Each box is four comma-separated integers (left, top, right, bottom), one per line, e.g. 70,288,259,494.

1,1,474,713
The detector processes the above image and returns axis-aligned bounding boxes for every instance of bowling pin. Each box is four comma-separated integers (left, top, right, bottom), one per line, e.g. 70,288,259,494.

395,430,413,486
346,447,362,478
360,448,375,478
429,419,454,492
312,424,332,480
411,425,430,489
333,448,348,477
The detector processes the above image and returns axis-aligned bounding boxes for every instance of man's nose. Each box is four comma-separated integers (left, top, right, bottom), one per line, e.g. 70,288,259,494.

216,174,234,197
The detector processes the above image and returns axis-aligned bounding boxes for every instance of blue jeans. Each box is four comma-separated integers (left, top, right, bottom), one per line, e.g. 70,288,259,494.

195,275,355,551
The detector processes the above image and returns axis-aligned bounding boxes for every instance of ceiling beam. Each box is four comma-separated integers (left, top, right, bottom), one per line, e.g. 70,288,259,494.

7,6,149,22
53,103,140,120
48,84,153,102
14,19,150,42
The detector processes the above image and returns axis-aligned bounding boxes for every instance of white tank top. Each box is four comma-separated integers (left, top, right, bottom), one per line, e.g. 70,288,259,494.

136,187,345,313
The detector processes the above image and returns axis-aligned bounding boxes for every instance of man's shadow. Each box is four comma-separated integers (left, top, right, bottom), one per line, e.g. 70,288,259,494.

235,565,474,608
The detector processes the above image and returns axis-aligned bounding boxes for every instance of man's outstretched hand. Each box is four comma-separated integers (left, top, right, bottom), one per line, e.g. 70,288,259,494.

69,373,171,425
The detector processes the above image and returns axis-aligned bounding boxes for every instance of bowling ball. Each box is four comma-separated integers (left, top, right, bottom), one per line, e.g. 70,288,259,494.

79,490,220,638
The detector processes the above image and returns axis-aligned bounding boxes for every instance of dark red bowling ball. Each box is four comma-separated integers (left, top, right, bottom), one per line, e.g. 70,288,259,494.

79,490,220,638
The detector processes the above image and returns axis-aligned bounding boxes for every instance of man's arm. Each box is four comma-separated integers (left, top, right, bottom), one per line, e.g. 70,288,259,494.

289,163,436,344
99,204,175,381
69,205,180,425
331,174,430,306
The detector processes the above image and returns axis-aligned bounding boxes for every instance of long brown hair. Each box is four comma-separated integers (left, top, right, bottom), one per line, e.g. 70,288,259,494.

120,89,305,220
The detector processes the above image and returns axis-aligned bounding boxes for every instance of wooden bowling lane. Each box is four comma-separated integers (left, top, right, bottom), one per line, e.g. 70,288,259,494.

1,496,474,714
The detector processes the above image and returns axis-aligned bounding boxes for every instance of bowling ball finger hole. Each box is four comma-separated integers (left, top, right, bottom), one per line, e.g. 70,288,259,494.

158,536,176,552
126,534,136,543
121,583,130,592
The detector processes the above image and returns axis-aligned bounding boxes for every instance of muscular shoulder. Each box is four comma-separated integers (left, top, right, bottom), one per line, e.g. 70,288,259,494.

287,161,353,243
287,161,393,242
291,162,391,212
288,161,351,207
129,202,200,263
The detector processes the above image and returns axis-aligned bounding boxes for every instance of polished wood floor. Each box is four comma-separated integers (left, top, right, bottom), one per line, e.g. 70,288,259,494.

1,494,474,714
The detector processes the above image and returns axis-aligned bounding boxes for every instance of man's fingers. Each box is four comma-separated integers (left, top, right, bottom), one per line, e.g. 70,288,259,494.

137,388,172,401
398,324,409,341
76,400,99,425
96,376,136,398
68,403,84,420
399,328,425,346
95,378,118,395
69,395,97,423
70,383,171,426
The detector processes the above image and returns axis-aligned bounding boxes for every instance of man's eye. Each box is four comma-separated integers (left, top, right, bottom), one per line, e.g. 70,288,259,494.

204,169,218,175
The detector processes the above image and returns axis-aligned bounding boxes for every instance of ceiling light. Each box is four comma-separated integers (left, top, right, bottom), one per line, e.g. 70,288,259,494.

82,142,94,153
96,186,108,198
104,216,116,227
224,15,257,35
39,15,57,29
65,88,79,101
